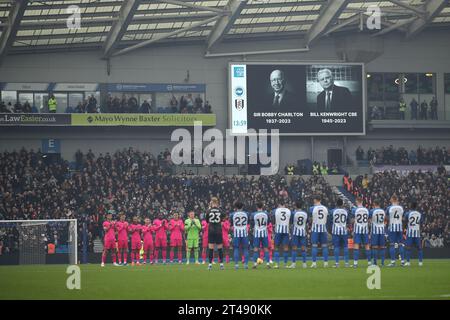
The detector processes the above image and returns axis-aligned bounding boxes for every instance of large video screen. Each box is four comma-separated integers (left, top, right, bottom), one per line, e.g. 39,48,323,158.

229,62,365,135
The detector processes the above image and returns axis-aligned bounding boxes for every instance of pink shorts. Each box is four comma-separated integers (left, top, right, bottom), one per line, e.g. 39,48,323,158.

131,240,141,250
104,239,116,250
155,236,167,247
143,241,154,251
202,236,208,247
170,238,182,247
117,239,128,249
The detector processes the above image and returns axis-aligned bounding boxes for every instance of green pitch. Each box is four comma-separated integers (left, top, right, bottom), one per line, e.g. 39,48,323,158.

0,260,449,299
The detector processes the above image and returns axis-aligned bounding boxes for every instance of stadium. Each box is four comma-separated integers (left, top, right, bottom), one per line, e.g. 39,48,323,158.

0,0,449,302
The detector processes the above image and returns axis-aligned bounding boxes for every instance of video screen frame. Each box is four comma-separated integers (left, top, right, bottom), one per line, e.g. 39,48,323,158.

228,61,367,136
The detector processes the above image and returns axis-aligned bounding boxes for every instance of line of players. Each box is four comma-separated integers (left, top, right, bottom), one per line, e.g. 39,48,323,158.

223,193,423,269
102,193,423,269
101,209,268,267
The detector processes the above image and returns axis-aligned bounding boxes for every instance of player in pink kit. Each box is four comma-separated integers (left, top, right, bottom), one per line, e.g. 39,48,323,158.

221,218,231,263
101,212,118,267
260,222,274,263
153,214,168,264
201,220,209,264
115,213,129,265
168,212,185,264
128,216,142,266
141,218,154,264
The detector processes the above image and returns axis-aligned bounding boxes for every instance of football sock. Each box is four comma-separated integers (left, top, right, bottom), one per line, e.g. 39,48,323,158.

274,250,280,264
334,246,339,263
292,249,297,263
366,248,371,262
208,248,214,263
343,247,349,263
243,247,249,264
389,244,395,262
312,246,318,262
186,249,191,262
353,249,359,263
323,245,329,262
265,250,270,263
194,249,199,262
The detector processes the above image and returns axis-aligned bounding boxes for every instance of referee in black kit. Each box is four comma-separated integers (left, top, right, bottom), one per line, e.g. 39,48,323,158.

206,197,226,270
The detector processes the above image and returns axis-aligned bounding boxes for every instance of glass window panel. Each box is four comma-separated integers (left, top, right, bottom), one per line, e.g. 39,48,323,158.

1,91,17,106
404,73,418,94
68,93,84,112
418,73,435,94
34,93,48,113
445,73,450,94
384,73,400,101
53,93,68,113
138,94,153,113
18,93,34,105
367,73,383,100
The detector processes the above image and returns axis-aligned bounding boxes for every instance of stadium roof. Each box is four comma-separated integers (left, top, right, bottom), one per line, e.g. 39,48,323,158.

0,0,449,59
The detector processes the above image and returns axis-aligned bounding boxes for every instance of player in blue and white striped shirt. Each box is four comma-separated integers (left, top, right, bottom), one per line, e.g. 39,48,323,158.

272,201,292,268
309,195,329,268
330,199,349,268
288,201,308,269
369,199,386,266
250,202,271,269
351,197,371,267
404,202,423,267
229,201,249,270
386,194,405,267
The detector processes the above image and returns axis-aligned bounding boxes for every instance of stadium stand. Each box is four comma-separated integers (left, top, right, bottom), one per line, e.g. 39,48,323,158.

356,145,449,166
1,148,449,256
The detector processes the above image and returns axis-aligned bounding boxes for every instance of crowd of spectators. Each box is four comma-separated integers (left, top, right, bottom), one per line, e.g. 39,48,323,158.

356,145,449,166
369,96,439,120
344,170,449,247
0,149,339,254
1,148,448,255
0,101,34,113
66,95,98,113
105,93,212,114
0,93,213,115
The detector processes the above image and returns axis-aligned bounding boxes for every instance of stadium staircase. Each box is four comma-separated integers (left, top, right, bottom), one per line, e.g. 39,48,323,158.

323,176,356,207
332,186,355,208
337,186,356,205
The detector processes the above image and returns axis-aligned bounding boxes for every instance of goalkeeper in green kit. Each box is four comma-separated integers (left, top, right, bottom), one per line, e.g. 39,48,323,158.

185,210,202,264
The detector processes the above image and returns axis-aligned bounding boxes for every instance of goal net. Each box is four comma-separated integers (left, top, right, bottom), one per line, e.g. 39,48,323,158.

0,219,77,265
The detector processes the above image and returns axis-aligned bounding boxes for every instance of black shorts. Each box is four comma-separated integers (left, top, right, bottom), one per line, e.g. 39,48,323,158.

208,231,223,245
